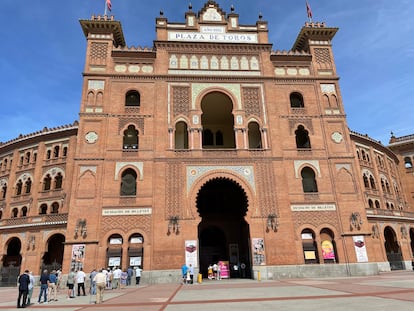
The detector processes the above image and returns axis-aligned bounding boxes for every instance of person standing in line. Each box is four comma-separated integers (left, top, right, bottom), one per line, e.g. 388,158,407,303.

135,266,142,286
90,269,97,295
93,269,106,304
17,269,30,308
27,271,35,305
67,268,76,298
48,270,58,301
76,268,86,296
112,266,122,290
120,269,128,289
37,269,49,304
56,269,62,291
188,264,194,284
127,266,133,286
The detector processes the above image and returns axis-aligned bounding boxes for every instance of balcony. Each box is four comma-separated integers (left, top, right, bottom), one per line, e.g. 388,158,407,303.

0,213,68,230
365,208,414,221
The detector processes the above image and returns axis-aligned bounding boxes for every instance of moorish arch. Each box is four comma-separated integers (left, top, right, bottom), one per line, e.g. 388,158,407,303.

41,233,65,273
193,174,253,279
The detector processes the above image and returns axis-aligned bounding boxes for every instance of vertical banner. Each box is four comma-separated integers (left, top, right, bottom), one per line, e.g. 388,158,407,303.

185,240,198,267
71,244,85,271
353,236,368,262
252,238,266,265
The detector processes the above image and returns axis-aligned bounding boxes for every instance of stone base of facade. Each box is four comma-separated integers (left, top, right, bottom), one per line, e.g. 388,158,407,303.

139,263,395,284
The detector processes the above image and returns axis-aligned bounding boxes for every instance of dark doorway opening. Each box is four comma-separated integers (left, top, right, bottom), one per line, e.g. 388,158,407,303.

1,237,22,287
197,177,252,279
41,234,65,274
384,226,404,270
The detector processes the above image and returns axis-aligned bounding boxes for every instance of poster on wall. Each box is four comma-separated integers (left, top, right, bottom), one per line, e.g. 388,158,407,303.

252,238,266,265
321,240,335,260
108,257,121,267
353,236,368,262
71,244,85,271
185,240,198,268
130,257,142,267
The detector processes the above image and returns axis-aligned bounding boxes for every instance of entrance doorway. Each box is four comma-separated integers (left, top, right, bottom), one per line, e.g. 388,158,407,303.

384,226,404,270
1,237,22,286
41,234,65,274
197,177,252,279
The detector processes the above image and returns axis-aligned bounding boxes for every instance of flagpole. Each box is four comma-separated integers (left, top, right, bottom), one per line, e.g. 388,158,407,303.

104,0,107,16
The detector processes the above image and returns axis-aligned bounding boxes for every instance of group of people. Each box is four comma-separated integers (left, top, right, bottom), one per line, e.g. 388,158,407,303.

207,263,221,280
17,269,61,308
181,263,194,284
17,265,143,307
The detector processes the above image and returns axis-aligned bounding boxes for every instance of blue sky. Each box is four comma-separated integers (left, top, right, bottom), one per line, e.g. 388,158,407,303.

1,0,413,144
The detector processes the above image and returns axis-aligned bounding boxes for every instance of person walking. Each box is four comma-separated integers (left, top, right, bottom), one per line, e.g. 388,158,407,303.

48,270,58,301
76,268,86,296
135,266,142,286
67,268,76,299
37,269,49,304
17,269,30,308
27,271,35,305
93,269,106,304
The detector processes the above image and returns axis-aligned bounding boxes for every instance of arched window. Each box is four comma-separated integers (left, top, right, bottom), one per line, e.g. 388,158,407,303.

1,184,7,199
12,208,18,218
404,157,412,168
290,92,304,108
295,125,311,149
43,174,52,191
128,233,144,269
107,234,123,269
25,152,31,164
24,178,32,194
120,168,137,196
202,129,214,146
375,200,380,209
363,174,369,188
39,204,48,215
21,206,28,217
369,175,376,189
53,146,60,158
248,121,262,149
16,180,23,195
125,90,140,107
301,229,319,264
301,167,318,193
46,150,51,160
62,147,68,157
320,228,338,263
54,173,63,189
174,121,189,149
123,125,139,149
19,156,24,166
368,199,374,208
51,202,59,214
215,131,224,146
381,179,386,192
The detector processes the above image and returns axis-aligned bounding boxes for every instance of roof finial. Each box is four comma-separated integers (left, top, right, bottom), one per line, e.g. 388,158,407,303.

231,5,234,12
259,12,263,20
189,3,192,11
160,10,164,16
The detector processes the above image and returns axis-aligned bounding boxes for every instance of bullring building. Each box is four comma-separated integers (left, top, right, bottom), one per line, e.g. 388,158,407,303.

1,1,414,285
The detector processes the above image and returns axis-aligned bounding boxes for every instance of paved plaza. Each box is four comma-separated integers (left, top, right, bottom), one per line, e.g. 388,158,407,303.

1,271,414,310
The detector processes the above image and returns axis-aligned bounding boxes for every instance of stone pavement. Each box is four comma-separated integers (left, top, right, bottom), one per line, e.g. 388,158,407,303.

1,271,414,310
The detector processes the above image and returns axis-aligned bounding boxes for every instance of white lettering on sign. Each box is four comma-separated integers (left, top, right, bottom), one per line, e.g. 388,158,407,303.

290,204,336,212
168,31,258,43
102,208,152,216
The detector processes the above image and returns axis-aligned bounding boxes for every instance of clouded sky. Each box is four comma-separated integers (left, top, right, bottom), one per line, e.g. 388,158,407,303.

1,0,413,144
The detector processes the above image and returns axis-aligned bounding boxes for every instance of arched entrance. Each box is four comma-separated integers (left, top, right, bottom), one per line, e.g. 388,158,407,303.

197,177,252,279
41,234,65,274
1,237,22,286
384,226,404,270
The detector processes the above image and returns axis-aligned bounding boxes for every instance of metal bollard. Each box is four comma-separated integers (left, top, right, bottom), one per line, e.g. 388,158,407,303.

197,273,202,284
257,271,261,281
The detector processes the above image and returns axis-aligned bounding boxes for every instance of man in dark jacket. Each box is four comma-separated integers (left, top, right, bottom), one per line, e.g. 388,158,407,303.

17,270,30,308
